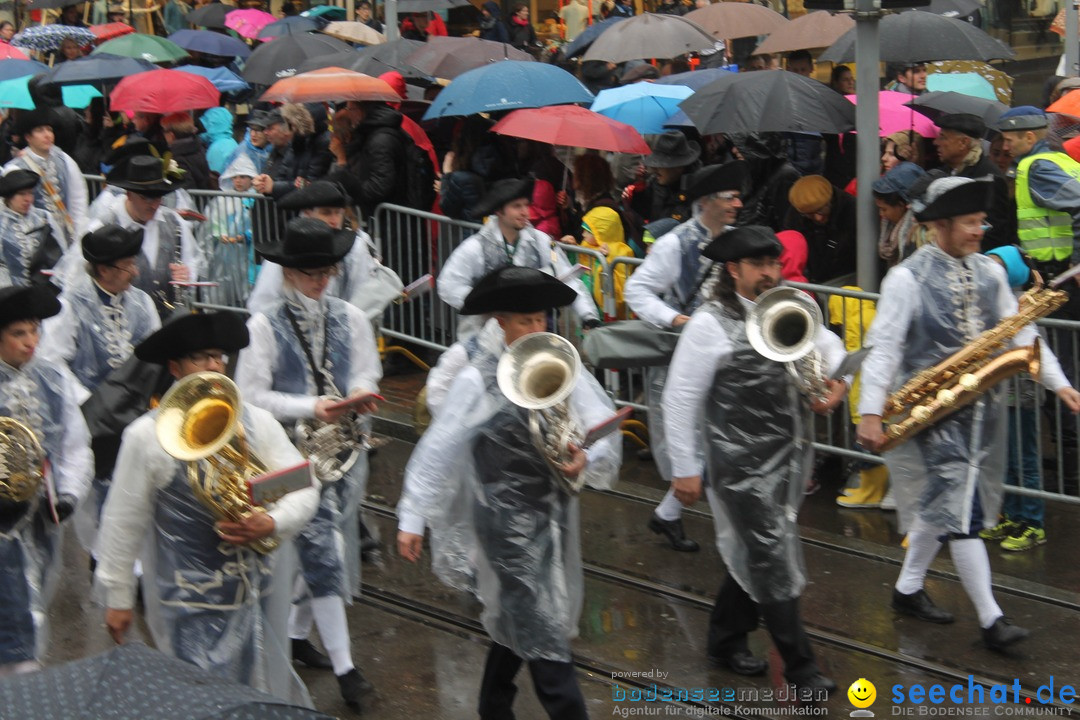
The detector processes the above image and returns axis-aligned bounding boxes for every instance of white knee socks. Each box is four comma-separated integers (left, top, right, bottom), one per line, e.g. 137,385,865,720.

311,595,355,676
950,538,1003,629
895,519,944,595
655,488,684,521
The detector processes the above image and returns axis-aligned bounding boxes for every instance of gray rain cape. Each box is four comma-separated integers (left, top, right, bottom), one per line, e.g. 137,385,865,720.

398,332,621,661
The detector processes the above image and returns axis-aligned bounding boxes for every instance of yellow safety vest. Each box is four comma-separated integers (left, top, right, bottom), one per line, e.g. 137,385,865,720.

1015,151,1080,262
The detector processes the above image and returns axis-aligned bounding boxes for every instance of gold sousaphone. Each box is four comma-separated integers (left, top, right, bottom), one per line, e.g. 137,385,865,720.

156,372,277,553
498,332,586,494
0,417,45,515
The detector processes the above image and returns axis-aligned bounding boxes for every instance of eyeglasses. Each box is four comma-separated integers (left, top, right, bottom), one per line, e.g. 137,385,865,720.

740,258,782,269
185,351,229,367
108,261,138,275
296,265,341,281
713,191,741,201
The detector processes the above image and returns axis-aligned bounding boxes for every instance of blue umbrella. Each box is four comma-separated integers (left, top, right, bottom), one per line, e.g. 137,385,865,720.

168,29,252,59
256,16,325,40
0,59,48,82
175,64,251,93
423,60,593,120
42,53,155,86
591,83,694,134
0,75,101,109
654,67,735,91
564,17,627,59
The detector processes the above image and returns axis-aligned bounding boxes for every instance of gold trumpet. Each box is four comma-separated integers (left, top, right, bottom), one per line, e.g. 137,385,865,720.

156,372,277,553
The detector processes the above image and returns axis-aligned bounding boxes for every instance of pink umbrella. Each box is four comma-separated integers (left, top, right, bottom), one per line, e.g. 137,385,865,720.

0,44,29,60
845,90,940,138
225,9,276,40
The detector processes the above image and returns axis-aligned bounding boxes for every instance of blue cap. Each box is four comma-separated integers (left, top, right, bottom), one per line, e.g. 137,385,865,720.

986,245,1032,288
996,105,1048,131
872,162,927,202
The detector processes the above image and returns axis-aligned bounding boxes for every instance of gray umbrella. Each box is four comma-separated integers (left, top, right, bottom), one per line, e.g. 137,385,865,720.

405,36,534,80
0,644,333,719
818,10,1014,63
679,70,856,134
297,40,434,83
905,90,1009,127
582,13,717,63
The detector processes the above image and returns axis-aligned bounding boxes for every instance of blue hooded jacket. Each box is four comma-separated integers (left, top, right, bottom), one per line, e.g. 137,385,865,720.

200,107,239,175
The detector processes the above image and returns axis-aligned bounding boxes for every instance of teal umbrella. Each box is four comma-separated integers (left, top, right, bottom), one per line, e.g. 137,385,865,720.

303,5,347,20
92,33,189,64
926,72,998,102
0,75,101,109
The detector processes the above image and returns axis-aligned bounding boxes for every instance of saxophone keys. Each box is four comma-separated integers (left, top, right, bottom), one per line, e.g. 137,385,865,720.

958,373,979,391
911,405,932,422
936,388,957,406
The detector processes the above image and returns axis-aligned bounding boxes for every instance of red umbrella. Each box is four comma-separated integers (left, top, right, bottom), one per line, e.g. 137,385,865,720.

109,68,219,114
0,45,29,60
90,23,135,43
491,105,651,154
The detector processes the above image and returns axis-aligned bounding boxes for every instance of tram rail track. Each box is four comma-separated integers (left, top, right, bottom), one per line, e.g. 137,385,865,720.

360,498,1074,711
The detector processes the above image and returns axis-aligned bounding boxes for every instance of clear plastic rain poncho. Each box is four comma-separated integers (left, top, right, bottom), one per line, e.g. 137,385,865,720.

399,337,621,662
695,303,817,605
201,155,258,307
864,246,1009,534
95,406,314,707
0,358,91,666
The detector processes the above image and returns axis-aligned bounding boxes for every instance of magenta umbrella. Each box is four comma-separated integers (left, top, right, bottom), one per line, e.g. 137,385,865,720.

845,90,940,138
225,8,276,40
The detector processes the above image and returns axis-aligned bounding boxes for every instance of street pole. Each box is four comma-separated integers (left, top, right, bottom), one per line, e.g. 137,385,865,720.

854,0,881,291
386,0,400,41
1067,0,1078,76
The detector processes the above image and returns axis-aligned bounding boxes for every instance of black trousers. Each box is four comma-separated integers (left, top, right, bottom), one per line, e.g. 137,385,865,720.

478,642,588,720
706,574,819,683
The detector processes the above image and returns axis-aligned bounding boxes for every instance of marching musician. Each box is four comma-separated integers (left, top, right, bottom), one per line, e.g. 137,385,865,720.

81,153,205,318
662,226,844,691
95,311,319,701
3,108,88,248
37,225,160,538
0,169,65,287
856,177,1080,651
623,160,746,553
246,180,380,315
235,217,382,711
436,178,600,339
0,285,92,676
398,267,622,720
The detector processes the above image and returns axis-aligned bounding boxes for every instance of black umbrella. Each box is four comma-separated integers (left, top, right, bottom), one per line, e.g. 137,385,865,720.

397,0,474,9
256,16,325,40
679,70,856,134
41,53,156,87
0,644,333,719
818,10,1014,63
905,90,1009,127
405,36,534,79
25,0,82,8
920,0,984,18
185,2,232,29
296,44,435,84
563,16,627,59
242,33,352,86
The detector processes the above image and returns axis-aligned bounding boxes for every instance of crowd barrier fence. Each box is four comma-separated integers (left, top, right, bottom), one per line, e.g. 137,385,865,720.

79,182,1080,505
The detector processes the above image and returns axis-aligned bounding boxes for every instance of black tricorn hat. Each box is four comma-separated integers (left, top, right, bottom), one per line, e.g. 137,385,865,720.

81,224,144,264
913,177,993,222
13,107,59,138
103,135,157,169
643,131,701,169
703,224,783,263
258,217,354,269
277,180,348,210
686,160,747,201
471,177,534,218
135,310,250,365
0,169,40,198
0,284,61,329
106,154,178,197
460,266,577,315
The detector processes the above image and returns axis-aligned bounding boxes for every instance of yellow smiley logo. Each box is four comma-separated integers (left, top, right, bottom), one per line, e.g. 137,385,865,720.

848,678,876,708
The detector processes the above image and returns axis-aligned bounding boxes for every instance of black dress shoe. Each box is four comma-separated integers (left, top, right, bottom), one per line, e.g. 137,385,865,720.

982,617,1029,651
892,589,955,624
292,638,333,669
338,667,375,709
708,650,767,676
648,514,700,552
791,673,838,695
